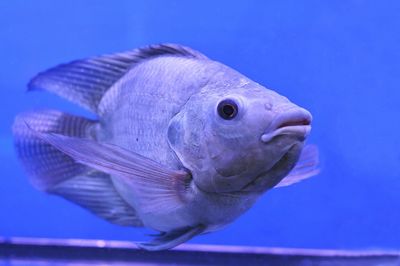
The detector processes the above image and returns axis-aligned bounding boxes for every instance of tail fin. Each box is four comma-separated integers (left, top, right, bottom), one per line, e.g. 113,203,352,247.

12,110,142,227
12,110,96,191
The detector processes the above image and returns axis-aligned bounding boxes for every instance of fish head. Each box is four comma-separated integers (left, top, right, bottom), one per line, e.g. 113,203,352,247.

167,82,312,194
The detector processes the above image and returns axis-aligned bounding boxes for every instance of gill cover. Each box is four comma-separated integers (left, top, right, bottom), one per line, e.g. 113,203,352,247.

167,92,215,192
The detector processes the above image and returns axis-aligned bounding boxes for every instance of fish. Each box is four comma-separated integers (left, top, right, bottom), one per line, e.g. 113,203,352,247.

12,44,319,251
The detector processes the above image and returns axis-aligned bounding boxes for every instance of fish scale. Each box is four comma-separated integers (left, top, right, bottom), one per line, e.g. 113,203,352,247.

102,98,176,165
98,57,220,168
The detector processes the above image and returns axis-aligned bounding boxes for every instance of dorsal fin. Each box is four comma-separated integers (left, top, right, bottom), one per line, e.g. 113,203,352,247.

28,44,207,113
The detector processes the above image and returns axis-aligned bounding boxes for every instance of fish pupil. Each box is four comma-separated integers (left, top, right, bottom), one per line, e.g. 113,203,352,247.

218,99,238,120
223,105,235,116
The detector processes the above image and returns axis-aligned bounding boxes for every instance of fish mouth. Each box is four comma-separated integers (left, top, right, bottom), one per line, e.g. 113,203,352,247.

261,108,312,143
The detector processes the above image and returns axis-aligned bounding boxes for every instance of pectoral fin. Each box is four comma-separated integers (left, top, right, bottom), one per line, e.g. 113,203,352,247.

137,225,206,251
29,128,192,214
275,144,320,188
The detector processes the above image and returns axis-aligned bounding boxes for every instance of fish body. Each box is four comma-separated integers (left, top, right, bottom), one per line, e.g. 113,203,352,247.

13,44,319,250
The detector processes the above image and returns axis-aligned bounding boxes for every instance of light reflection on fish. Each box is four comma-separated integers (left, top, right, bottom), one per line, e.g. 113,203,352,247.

13,44,319,251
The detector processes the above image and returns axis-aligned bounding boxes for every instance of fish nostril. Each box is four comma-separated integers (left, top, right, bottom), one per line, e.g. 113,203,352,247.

276,117,311,129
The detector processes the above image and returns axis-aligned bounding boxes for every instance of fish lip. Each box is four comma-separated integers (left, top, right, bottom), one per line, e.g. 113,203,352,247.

266,107,312,131
261,125,311,143
261,107,312,143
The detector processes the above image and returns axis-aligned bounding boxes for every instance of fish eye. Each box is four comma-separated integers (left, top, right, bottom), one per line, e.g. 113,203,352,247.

217,99,238,120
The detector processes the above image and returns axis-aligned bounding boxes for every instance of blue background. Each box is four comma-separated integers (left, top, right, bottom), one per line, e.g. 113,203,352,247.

1,0,399,250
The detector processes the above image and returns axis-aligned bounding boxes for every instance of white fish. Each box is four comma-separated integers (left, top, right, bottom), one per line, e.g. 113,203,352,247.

13,44,319,251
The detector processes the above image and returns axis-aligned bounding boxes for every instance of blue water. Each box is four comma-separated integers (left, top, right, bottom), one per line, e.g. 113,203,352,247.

1,0,399,250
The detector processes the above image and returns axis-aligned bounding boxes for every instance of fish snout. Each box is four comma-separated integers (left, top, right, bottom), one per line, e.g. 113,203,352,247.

261,106,312,143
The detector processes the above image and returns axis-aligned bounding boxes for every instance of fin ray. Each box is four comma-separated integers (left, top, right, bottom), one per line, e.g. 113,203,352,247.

137,226,206,251
51,172,143,227
13,110,143,226
29,130,192,215
12,110,96,190
28,44,207,112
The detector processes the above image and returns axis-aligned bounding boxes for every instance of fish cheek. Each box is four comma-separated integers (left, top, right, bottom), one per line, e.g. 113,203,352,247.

211,149,247,177
206,137,273,192
204,138,251,191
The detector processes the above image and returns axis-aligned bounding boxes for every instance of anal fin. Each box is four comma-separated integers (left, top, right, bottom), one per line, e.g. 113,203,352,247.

137,225,206,251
